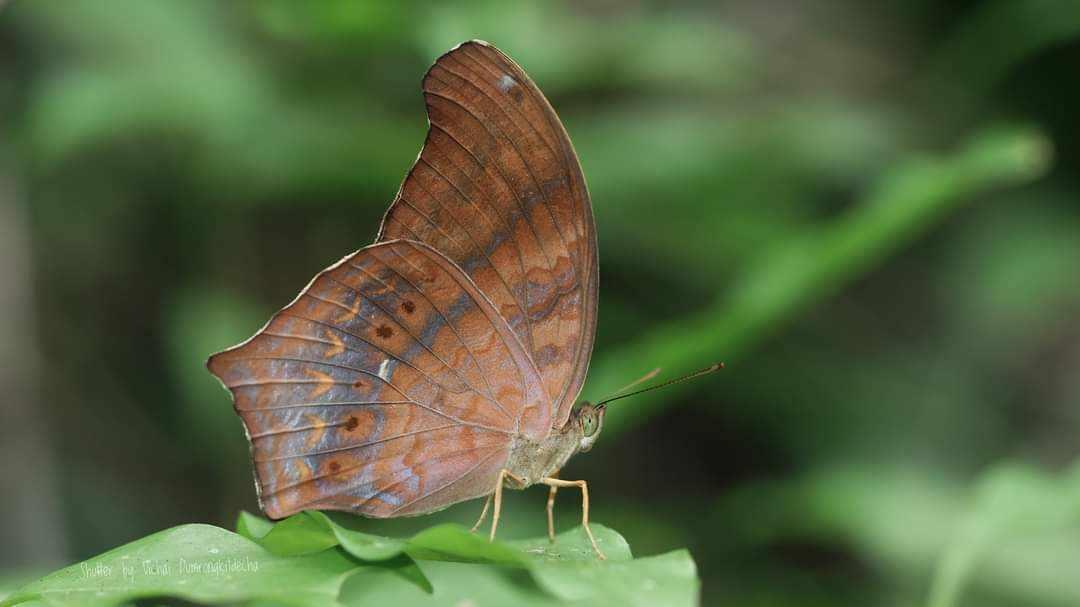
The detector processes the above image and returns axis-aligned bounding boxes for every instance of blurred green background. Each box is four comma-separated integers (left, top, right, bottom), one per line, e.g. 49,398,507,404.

2,1,1079,605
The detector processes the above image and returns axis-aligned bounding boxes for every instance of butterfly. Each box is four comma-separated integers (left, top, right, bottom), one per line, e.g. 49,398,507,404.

209,40,613,557
208,40,718,560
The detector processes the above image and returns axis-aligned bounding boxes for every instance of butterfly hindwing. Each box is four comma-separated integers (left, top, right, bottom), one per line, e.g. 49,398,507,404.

207,239,549,518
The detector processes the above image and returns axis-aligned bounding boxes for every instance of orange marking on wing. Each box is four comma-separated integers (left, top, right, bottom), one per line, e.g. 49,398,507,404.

337,297,361,324
324,331,346,358
303,413,327,449
306,369,335,398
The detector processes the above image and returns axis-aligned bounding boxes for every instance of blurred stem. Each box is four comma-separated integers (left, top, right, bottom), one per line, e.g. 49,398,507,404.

592,125,1052,436
0,167,68,568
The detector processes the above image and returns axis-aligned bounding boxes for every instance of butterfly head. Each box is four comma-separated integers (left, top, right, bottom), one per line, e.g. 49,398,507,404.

573,402,606,452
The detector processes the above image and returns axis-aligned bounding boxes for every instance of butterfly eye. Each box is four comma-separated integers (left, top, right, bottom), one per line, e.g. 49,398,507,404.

581,413,597,437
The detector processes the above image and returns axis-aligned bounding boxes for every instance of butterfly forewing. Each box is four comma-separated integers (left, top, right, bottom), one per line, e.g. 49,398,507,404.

378,41,598,429
207,240,549,518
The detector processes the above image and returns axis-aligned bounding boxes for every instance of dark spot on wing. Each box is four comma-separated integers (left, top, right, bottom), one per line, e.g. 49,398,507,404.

329,461,341,473
401,300,416,314
352,379,365,389
376,325,394,339
344,416,359,432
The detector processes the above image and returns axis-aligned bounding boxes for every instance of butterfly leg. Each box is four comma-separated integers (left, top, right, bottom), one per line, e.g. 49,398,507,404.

470,493,493,533
540,477,605,560
546,469,560,542
490,468,526,542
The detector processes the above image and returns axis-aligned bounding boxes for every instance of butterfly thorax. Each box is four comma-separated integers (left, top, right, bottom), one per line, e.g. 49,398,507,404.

504,424,580,487
503,403,605,487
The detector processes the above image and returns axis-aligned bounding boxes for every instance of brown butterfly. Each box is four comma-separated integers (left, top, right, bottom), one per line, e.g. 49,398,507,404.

208,40,718,560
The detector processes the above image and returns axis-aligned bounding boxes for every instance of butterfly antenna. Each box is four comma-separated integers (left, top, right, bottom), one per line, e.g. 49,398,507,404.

595,362,724,407
606,367,662,399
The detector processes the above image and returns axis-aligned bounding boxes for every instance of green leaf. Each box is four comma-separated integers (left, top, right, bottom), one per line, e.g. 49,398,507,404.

4,517,697,606
0,573,41,605
0,524,362,607
337,548,698,607
528,550,698,604
242,512,442,594
256,512,340,557
339,562,548,607
405,524,529,566
250,512,627,567
372,556,435,596
510,525,633,563
309,512,408,561
236,510,275,542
